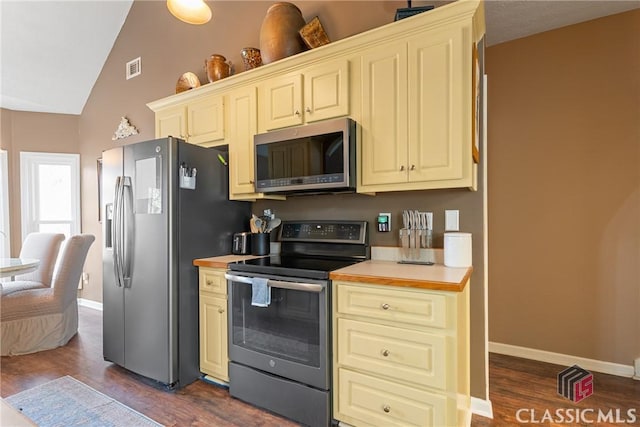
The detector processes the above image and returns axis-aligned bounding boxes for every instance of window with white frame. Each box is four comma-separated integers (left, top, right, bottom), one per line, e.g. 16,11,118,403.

0,150,10,258
20,152,80,240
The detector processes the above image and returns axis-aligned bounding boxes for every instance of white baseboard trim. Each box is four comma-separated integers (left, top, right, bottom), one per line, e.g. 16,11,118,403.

471,397,493,419
78,298,103,311
489,342,635,378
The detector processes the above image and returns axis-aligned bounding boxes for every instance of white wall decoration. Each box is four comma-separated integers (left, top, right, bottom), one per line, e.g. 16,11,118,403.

112,116,139,140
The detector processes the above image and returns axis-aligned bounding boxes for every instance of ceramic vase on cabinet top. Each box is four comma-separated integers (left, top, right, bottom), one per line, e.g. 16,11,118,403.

241,47,263,70
205,54,231,83
259,2,307,64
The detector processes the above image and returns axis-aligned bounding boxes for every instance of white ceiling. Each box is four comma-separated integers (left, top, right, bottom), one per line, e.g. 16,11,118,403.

1,0,639,115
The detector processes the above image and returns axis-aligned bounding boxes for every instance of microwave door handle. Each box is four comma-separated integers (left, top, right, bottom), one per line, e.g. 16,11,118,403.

225,273,324,293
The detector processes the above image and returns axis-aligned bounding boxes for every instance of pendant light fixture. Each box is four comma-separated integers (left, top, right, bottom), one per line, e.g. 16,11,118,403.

167,0,212,25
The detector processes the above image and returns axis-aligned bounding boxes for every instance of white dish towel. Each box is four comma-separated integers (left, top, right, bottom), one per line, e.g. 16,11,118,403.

251,277,271,307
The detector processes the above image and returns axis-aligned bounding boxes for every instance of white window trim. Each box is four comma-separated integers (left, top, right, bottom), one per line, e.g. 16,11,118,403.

20,152,81,240
0,150,10,258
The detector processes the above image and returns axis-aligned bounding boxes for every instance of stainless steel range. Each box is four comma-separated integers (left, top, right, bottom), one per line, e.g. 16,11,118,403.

225,220,369,427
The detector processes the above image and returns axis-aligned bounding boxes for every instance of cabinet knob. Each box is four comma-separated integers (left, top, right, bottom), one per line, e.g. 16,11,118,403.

206,279,213,286
383,405,391,413
381,349,390,357
295,110,301,116
381,303,390,310
399,165,405,171
305,107,312,114
249,180,255,184
218,308,225,314
410,164,416,170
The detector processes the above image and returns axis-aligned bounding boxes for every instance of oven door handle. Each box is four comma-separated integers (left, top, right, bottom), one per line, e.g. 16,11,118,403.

225,273,324,293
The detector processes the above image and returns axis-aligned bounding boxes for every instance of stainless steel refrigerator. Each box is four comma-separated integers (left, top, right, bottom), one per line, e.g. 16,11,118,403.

102,137,249,388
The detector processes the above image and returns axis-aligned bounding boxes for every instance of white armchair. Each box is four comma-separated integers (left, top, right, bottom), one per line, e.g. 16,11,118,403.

1,232,65,296
1,234,95,356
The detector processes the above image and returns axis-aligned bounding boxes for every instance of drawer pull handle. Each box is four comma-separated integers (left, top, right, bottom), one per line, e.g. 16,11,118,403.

218,308,225,314
382,349,390,357
383,405,391,413
381,303,390,310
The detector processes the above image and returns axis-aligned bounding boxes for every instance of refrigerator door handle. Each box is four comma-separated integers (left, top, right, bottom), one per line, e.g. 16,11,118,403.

112,176,124,287
121,176,133,287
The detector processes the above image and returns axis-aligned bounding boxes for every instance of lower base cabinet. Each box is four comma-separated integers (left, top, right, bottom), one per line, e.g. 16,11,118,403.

332,280,470,427
198,267,229,383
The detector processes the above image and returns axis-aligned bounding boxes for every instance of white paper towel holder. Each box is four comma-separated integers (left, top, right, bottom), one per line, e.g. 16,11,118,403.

444,232,472,267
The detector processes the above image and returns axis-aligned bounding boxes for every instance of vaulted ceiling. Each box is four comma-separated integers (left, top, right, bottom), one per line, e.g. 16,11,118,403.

1,0,638,115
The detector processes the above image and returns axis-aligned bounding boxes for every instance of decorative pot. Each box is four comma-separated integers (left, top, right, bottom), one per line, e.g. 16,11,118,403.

205,54,231,83
259,2,307,64
241,47,263,71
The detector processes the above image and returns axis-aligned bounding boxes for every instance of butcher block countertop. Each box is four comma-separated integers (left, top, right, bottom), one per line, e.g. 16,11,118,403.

330,260,472,292
193,255,264,269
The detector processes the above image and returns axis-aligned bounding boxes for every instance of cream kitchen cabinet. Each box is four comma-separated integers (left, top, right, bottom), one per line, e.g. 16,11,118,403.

358,22,480,193
227,86,285,201
332,280,470,427
258,59,349,132
198,267,229,382
153,95,225,147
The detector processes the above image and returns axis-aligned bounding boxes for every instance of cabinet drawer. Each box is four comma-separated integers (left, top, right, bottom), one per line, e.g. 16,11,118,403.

199,268,227,295
336,368,448,427
337,318,447,391
336,283,448,329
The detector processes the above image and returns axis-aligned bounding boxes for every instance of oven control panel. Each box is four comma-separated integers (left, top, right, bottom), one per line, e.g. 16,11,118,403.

279,221,367,244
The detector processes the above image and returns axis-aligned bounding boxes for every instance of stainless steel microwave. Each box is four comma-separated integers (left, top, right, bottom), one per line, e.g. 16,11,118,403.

254,118,356,194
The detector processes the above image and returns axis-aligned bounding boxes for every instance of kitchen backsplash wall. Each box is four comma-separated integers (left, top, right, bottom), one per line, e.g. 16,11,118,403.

254,188,479,249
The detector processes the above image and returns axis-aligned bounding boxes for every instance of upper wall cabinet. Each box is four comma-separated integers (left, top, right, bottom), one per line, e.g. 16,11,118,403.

358,21,478,193
226,86,285,201
151,94,225,147
148,0,484,197
258,59,350,132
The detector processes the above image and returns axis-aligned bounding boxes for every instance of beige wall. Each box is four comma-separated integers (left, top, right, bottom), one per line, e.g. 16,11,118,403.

486,10,640,365
0,108,80,255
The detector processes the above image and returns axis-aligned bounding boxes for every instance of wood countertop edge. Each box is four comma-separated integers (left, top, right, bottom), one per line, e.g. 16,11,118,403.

193,259,228,268
330,267,473,292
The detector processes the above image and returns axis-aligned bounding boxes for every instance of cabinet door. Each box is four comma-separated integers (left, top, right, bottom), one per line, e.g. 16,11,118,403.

260,74,303,131
408,27,467,183
188,96,225,146
199,294,228,381
228,87,259,198
304,60,349,123
156,106,186,140
359,44,408,187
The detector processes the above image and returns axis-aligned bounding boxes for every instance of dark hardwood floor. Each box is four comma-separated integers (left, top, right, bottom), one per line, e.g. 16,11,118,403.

2,306,639,426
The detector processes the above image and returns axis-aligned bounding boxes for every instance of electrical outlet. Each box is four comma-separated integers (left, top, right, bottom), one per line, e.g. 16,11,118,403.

377,213,391,232
445,210,459,231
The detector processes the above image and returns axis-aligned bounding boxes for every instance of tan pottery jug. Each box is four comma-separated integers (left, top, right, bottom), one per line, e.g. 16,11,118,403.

259,2,307,64
205,54,231,83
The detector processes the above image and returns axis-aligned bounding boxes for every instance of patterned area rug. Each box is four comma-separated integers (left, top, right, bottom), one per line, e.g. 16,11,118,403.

5,376,162,427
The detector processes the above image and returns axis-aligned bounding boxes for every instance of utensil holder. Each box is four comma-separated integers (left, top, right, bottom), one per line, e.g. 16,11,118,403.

251,233,270,256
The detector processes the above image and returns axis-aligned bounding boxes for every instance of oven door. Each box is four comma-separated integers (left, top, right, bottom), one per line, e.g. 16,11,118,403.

225,272,329,390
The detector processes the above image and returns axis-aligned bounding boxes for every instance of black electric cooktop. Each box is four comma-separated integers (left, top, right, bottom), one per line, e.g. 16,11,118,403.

229,220,370,280
228,255,362,280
